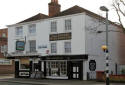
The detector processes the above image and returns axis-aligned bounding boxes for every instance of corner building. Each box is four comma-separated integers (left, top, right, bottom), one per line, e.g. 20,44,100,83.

7,0,125,80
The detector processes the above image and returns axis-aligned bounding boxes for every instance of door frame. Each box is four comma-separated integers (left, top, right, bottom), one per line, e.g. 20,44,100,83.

70,61,83,80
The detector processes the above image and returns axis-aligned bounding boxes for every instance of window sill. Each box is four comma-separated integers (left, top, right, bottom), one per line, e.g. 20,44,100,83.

15,35,23,37
50,32,58,34
28,34,36,36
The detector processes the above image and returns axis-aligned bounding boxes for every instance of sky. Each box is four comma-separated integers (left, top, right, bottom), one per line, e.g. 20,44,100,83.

0,0,118,28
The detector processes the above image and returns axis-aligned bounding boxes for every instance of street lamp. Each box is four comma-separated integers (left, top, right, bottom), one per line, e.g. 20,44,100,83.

100,6,110,85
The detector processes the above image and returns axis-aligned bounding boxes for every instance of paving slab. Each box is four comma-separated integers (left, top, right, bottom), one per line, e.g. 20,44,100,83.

0,78,125,85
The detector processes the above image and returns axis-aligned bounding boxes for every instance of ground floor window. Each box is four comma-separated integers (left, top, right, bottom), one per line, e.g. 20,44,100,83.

0,59,12,65
20,58,30,70
46,61,67,77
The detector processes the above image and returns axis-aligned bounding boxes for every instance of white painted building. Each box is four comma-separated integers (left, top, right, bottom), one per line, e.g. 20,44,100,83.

7,0,125,80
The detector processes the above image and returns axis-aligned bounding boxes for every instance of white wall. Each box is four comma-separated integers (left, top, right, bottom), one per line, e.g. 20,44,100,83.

8,26,15,53
8,20,50,56
36,20,50,56
49,13,86,55
85,14,119,74
8,13,86,56
72,14,86,54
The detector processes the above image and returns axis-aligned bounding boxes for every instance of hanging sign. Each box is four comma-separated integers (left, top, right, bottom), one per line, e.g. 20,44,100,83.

16,41,25,51
89,60,96,71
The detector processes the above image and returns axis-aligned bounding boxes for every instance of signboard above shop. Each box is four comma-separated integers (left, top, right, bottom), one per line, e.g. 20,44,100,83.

16,41,25,51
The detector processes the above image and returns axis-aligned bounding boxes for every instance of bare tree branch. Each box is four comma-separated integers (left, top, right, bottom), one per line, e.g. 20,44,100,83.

112,0,125,30
120,0,125,6
117,2,125,16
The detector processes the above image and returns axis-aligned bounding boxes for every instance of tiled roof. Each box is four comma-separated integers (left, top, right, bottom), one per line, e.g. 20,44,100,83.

53,5,106,21
19,5,94,23
53,5,120,27
19,13,49,23
53,5,86,17
18,5,120,28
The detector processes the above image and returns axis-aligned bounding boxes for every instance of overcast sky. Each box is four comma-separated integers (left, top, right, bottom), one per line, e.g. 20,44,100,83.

0,0,118,28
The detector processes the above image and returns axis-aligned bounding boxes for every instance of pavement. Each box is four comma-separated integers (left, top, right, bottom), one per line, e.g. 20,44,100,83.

0,78,125,85
0,75,125,85
0,74,14,79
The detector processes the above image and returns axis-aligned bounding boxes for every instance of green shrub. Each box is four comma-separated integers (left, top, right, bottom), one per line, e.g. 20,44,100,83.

121,69,125,75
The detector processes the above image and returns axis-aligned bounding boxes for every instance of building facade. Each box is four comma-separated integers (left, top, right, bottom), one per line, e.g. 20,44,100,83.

0,28,15,74
7,0,125,80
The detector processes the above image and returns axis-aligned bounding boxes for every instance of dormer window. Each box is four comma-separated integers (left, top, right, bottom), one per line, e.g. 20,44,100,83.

28,24,36,35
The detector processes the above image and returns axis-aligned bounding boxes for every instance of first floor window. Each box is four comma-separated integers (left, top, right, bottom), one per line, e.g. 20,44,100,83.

51,42,57,53
2,33,6,37
29,40,36,52
64,41,71,53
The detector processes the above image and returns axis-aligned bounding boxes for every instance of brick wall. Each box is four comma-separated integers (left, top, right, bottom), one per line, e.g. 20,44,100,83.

0,28,15,74
0,28,8,38
0,28,7,58
118,27,125,64
0,60,15,74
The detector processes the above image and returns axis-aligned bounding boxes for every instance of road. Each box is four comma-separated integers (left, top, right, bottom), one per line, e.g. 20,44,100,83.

0,75,124,85
0,81,45,85
0,81,125,85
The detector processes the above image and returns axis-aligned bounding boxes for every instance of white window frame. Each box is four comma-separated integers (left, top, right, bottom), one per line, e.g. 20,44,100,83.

50,42,57,54
2,33,6,37
64,41,71,54
28,24,36,36
65,19,72,32
29,40,36,52
46,61,67,77
15,26,23,36
50,21,57,33
0,45,7,53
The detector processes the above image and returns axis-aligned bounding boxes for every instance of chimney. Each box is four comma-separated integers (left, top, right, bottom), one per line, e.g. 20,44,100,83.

48,0,61,17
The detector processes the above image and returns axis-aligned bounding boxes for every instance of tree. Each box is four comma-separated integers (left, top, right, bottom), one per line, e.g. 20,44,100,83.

112,0,125,30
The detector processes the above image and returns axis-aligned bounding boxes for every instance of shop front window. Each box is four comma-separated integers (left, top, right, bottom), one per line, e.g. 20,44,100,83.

20,58,30,70
46,61,67,77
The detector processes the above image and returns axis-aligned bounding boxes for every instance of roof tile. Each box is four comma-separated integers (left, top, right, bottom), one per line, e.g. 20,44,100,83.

19,13,49,23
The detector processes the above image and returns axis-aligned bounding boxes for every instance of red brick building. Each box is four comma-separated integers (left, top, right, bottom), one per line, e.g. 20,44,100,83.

0,28,15,74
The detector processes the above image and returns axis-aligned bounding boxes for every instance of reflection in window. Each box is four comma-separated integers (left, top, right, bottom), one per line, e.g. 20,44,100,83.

46,61,67,77
29,40,36,52
51,42,57,53
64,42,71,53
51,21,57,32
65,19,71,31
20,58,29,70
15,26,23,36
2,33,6,37
29,24,36,35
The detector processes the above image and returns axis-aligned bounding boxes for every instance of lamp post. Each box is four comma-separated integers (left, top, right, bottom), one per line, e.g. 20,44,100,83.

100,6,110,85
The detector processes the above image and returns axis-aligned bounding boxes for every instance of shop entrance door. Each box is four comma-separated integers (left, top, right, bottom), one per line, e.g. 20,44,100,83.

71,62,83,80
